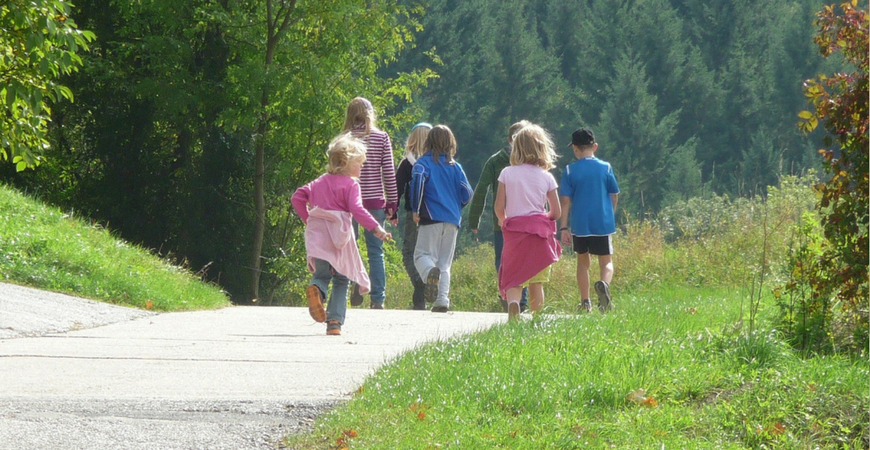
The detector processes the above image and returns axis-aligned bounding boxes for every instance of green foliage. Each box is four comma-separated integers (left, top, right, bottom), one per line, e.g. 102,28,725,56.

0,0,94,169
0,184,229,310
791,1,869,354
395,0,833,219
287,287,868,449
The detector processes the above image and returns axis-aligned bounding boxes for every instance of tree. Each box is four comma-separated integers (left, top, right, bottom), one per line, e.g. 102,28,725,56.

0,0,94,170
797,0,868,348
219,0,435,301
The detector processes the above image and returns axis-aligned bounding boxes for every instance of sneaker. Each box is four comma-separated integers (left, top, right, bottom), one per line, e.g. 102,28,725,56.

594,280,612,313
507,302,520,321
349,283,364,306
370,302,384,310
424,267,441,305
326,320,341,336
306,285,326,323
431,305,449,313
578,299,592,313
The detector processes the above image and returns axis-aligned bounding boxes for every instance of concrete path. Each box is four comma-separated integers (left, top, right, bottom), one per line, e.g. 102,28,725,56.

0,283,506,449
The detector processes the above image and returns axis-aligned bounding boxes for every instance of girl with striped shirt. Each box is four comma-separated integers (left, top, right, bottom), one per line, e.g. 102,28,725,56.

342,97,398,309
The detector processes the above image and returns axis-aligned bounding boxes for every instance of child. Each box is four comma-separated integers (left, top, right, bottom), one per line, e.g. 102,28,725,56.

468,120,531,313
342,97,398,309
409,125,473,313
291,133,392,336
558,128,619,313
494,123,561,320
393,122,432,310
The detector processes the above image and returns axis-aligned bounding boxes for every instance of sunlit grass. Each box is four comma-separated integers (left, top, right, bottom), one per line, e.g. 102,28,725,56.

287,286,868,449
0,184,229,311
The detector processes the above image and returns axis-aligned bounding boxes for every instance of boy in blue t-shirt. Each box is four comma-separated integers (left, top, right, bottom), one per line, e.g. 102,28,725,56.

558,128,620,313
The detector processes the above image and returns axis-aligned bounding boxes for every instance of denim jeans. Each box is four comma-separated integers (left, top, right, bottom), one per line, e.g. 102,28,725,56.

494,230,528,308
355,208,386,305
310,258,349,324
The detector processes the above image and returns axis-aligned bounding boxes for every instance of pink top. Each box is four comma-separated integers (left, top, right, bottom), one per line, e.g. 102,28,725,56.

291,173,380,231
498,164,557,219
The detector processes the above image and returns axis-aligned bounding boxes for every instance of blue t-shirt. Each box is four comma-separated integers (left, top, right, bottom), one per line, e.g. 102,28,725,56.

558,156,620,236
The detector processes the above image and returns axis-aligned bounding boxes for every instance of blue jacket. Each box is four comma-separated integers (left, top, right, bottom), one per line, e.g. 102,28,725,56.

409,153,473,226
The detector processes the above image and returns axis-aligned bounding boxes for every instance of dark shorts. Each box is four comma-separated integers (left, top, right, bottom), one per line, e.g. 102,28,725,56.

572,235,613,256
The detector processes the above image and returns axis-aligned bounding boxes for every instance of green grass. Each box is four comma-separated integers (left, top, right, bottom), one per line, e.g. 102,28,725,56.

287,286,868,449
0,184,229,311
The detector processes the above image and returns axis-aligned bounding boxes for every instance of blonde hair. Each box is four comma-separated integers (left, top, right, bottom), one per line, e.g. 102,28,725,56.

423,125,457,164
342,97,378,135
327,133,367,175
404,123,432,160
510,123,557,170
508,120,531,143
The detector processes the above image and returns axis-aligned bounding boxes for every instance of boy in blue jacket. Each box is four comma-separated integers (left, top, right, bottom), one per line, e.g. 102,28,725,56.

410,125,473,312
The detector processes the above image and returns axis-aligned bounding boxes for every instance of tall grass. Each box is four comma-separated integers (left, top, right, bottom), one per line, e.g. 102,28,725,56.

0,184,229,311
284,174,870,448
287,287,868,449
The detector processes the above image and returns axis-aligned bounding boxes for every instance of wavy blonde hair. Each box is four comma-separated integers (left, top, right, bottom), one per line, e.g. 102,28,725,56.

404,123,432,160
327,133,367,175
342,97,378,135
510,123,557,171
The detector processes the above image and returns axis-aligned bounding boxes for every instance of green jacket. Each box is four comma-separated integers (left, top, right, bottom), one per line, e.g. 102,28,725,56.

468,146,511,232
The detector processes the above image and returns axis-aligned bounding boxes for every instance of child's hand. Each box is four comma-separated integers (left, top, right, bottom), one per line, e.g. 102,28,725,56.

374,226,393,242
413,213,420,223
560,229,572,246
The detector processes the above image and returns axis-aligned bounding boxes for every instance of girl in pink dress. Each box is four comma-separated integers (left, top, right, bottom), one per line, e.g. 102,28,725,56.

494,123,561,320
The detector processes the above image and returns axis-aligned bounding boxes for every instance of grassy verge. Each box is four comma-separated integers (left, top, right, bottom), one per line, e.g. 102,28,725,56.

286,285,868,449
0,184,229,311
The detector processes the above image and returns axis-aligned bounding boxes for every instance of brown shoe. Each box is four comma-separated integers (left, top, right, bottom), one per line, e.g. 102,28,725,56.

326,320,341,336
349,283,364,306
306,285,326,323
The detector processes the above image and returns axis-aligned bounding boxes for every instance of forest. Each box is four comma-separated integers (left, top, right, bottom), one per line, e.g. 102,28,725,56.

0,0,850,303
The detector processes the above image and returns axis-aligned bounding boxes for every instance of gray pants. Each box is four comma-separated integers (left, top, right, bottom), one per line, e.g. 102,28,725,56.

414,222,459,309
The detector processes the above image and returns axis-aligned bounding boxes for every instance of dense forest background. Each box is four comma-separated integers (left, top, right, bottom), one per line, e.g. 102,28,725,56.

1,0,844,303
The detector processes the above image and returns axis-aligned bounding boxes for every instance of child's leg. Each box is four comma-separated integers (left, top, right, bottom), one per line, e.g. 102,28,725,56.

528,282,545,312
432,223,459,309
414,224,438,282
310,259,332,298
505,286,523,304
576,252,591,300
325,269,350,325
598,254,613,285
403,211,426,310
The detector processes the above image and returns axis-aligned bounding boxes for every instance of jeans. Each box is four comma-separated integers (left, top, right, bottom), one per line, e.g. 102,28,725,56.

310,258,349,324
494,230,528,309
355,208,386,305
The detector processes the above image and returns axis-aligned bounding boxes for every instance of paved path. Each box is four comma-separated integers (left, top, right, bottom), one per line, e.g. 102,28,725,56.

0,283,506,449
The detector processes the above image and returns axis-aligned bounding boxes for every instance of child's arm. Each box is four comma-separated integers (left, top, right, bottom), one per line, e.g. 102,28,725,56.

409,162,427,219
468,159,494,232
559,196,572,246
546,189,561,222
290,185,311,224
494,181,507,227
457,164,473,208
610,193,618,211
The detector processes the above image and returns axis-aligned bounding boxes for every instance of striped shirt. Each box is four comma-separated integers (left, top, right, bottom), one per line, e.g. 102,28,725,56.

352,126,398,212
